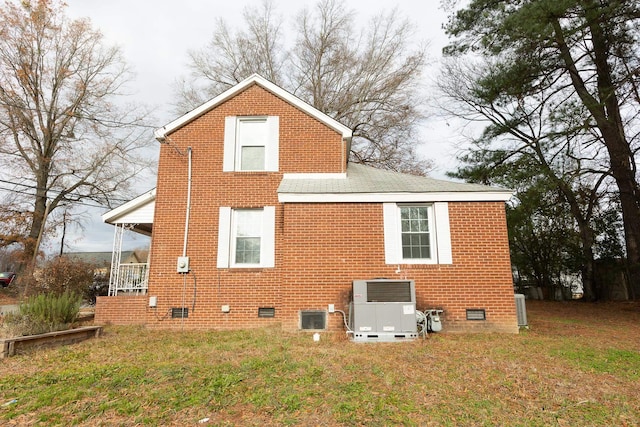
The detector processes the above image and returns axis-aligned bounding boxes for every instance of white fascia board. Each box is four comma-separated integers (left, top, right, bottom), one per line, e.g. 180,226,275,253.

102,189,156,224
155,74,353,141
278,191,513,203
282,173,347,179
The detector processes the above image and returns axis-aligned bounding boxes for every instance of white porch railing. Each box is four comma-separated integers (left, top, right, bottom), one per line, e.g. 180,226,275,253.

108,263,148,295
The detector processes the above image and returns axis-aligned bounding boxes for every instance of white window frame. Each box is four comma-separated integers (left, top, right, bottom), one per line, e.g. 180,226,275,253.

223,116,279,172
236,117,267,171
217,206,275,268
400,204,436,261
383,202,452,265
230,209,263,267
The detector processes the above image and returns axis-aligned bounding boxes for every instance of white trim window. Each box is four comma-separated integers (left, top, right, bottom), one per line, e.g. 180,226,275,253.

383,202,452,265
223,116,279,172
217,206,276,268
232,210,262,265
400,206,433,259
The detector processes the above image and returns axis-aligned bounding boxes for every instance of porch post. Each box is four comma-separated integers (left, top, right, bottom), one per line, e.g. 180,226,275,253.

108,223,124,296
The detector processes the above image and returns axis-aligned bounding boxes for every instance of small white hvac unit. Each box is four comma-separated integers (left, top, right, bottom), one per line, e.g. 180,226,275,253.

515,293,528,327
350,279,418,342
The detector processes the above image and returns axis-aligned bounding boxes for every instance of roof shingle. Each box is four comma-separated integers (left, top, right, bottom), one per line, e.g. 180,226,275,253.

278,163,509,194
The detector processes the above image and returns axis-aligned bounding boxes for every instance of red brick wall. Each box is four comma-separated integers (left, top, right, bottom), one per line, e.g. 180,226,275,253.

278,202,517,333
95,295,147,325
97,83,518,333
143,84,345,330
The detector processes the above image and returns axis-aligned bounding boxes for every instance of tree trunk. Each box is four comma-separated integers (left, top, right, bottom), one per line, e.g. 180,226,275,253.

24,193,48,269
554,5,640,299
585,2,640,299
540,151,599,301
581,243,596,301
605,133,640,299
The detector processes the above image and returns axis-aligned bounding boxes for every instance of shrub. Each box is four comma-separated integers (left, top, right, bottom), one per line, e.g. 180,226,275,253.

7,291,83,335
29,256,95,298
1,311,33,337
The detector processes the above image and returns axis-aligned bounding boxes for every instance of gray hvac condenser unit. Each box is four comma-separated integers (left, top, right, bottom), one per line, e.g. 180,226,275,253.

350,279,418,342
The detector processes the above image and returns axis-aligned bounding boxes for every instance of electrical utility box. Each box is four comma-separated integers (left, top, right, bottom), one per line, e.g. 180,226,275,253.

350,279,418,342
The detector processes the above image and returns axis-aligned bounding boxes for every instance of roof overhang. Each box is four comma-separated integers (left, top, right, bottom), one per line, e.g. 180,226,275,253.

154,74,353,142
102,189,156,236
278,191,513,203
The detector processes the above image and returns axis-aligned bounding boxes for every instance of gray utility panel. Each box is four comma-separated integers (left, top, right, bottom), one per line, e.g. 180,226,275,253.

351,279,418,342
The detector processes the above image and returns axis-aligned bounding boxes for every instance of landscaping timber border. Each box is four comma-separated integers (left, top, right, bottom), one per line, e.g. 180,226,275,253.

1,326,102,358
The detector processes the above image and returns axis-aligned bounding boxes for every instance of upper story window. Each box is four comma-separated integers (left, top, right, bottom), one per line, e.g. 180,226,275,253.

383,202,452,265
223,116,279,172
236,118,267,171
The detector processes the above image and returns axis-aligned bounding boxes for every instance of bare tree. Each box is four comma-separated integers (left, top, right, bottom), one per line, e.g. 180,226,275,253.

175,0,286,112
176,0,432,175
0,192,30,249
0,0,154,266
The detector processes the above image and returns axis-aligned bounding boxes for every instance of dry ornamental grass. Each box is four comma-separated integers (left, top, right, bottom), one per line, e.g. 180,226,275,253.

1,300,639,426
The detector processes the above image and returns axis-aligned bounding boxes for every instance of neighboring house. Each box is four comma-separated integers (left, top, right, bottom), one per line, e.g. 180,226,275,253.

64,251,146,275
97,74,518,333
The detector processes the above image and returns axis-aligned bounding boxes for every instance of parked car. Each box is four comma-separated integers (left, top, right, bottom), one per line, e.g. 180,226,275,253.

0,272,16,287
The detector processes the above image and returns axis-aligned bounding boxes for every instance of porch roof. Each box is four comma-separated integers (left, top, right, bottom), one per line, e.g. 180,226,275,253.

101,189,155,236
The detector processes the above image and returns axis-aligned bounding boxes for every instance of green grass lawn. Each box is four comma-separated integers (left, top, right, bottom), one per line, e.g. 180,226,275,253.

1,300,639,426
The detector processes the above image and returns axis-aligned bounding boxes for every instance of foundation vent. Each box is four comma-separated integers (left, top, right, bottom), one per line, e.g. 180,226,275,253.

466,308,486,321
171,308,189,318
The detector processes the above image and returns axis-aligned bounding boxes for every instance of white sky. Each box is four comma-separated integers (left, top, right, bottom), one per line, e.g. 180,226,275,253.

58,0,467,253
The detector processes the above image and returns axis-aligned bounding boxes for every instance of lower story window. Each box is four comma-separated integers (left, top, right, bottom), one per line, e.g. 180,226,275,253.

217,206,275,268
400,206,431,259
233,209,262,265
300,311,326,330
383,202,452,265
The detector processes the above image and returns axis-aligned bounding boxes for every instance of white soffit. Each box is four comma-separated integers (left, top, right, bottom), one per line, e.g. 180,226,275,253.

154,74,353,141
278,191,513,203
102,189,156,224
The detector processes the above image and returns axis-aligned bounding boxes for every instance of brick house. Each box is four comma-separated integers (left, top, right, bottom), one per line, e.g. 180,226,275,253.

97,74,518,333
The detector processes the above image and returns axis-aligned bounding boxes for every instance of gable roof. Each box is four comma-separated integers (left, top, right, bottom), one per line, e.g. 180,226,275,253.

277,163,512,203
154,74,353,142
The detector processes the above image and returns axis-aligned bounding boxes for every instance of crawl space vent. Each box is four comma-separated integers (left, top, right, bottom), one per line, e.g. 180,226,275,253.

300,311,326,330
466,309,486,321
258,307,275,318
171,308,189,318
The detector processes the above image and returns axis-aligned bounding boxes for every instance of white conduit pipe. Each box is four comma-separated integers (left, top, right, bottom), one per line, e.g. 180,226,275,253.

182,147,193,257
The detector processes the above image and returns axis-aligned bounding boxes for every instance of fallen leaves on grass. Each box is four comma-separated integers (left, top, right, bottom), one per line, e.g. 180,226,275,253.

1,301,639,426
